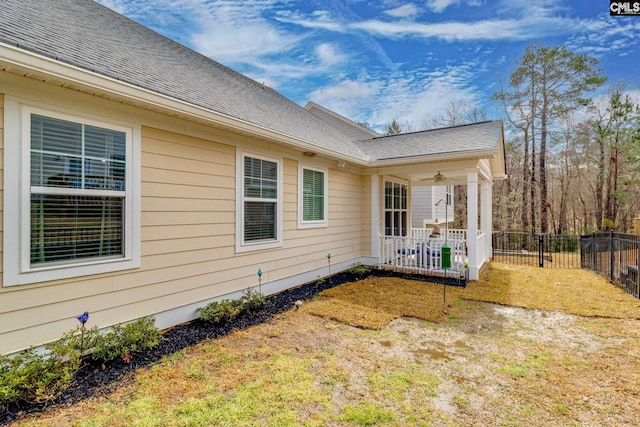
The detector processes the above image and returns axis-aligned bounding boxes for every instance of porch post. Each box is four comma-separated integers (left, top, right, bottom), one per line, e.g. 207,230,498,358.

467,172,479,280
481,181,492,262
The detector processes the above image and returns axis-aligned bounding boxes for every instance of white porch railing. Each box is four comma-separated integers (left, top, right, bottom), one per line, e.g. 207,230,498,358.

410,227,470,241
379,232,467,276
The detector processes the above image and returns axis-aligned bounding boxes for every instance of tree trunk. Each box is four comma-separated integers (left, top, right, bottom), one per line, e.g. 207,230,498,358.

521,127,530,230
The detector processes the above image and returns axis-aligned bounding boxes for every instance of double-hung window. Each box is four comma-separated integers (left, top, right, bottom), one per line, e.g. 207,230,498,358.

384,180,407,237
236,152,282,252
3,100,140,286
298,165,328,228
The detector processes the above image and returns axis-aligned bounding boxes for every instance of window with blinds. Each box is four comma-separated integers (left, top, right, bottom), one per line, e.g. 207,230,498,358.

243,156,278,242
302,168,325,222
29,114,126,266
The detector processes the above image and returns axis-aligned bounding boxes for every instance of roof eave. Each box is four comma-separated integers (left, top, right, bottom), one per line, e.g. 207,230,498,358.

370,148,500,167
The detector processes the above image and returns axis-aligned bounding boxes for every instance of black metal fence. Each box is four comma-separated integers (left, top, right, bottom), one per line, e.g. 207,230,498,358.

580,232,640,298
492,231,581,269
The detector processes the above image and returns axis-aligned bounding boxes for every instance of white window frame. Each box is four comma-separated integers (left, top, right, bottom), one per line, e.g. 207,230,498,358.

298,164,328,229
235,151,283,253
383,178,408,237
3,97,141,286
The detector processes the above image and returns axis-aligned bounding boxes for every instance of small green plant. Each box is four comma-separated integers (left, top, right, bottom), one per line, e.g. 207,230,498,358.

0,316,160,411
242,286,266,312
197,298,244,323
315,276,326,285
0,336,81,410
348,262,372,277
88,317,160,363
197,287,266,323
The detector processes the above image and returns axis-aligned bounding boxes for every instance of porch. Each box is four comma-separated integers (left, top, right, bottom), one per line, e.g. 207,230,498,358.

378,228,488,279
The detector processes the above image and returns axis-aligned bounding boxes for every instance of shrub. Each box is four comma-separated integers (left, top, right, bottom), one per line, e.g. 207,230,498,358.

197,287,266,323
0,337,81,411
0,316,160,411
89,317,160,363
348,262,372,277
242,286,266,312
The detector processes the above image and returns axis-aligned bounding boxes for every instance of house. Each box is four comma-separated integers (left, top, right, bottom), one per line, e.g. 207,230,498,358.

0,0,506,355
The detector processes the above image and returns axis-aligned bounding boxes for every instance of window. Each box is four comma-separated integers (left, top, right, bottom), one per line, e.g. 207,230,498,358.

3,100,140,286
384,180,407,237
298,165,328,228
236,152,282,252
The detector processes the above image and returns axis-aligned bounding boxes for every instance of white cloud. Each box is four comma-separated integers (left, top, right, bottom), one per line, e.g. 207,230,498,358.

315,43,347,66
385,4,419,18
567,13,640,58
308,63,482,131
352,15,576,41
426,0,459,13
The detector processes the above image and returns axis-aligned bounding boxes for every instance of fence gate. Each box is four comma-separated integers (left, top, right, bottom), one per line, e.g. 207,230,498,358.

492,232,581,269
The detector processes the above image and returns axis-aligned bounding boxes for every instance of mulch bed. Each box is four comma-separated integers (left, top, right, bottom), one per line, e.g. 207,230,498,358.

2,268,460,424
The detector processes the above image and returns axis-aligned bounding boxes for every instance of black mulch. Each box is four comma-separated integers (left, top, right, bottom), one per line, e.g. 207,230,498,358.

1,268,465,424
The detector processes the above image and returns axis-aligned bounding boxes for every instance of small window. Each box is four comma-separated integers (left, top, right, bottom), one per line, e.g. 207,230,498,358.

236,152,282,252
298,165,328,228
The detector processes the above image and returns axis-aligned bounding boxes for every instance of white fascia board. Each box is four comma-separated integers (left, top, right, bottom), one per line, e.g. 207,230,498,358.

0,44,368,166
370,149,499,167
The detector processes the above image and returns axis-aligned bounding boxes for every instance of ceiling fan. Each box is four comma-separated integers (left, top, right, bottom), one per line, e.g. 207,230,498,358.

419,171,446,183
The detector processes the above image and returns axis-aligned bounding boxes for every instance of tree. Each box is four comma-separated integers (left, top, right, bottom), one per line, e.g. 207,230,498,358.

493,42,606,232
385,118,402,135
587,88,640,230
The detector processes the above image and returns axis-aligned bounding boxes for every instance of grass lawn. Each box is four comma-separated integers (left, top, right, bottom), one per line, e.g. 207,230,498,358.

11,263,640,427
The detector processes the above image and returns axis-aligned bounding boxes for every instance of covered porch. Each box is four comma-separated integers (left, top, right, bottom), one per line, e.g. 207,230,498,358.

359,121,506,281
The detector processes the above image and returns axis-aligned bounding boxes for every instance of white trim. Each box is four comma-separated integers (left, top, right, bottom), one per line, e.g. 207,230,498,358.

235,151,283,253
466,172,479,280
3,96,141,286
370,174,380,258
298,164,328,229
382,176,409,237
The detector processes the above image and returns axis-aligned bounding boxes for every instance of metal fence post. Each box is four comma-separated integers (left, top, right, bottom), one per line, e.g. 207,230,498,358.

609,230,614,282
538,234,544,267
637,235,640,298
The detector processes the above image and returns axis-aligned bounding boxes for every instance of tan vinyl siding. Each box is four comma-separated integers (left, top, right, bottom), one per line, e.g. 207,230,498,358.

0,93,3,274
1,116,371,353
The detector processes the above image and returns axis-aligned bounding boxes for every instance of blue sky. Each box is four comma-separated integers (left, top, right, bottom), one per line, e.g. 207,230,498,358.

98,0,639,132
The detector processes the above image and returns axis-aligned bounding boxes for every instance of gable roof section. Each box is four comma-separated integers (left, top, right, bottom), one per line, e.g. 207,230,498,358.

355,120,504,162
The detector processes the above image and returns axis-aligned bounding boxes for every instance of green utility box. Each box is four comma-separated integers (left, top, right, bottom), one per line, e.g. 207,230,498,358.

441,244,451,270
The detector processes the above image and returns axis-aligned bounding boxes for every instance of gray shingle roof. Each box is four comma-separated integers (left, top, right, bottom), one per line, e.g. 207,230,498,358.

0,0,503,166
353,120,504,161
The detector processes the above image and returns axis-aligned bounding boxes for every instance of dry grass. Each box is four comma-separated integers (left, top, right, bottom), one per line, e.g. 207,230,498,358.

463,262,640,318
11,263,640,427
305,277,464,328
